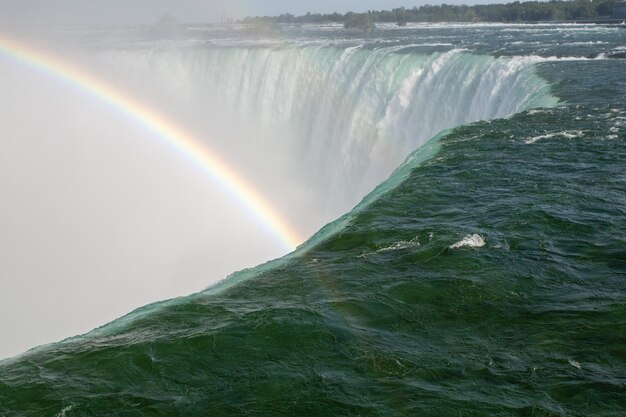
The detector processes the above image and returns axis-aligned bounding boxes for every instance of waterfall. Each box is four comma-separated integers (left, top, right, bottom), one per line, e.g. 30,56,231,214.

0,41,557,358
97,45,556,230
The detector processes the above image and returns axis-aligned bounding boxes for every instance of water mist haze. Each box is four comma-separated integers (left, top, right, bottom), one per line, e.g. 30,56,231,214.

0,39,288,359
0,1,490,26
0,18,624,415
0,23,557,359
0,0,236,26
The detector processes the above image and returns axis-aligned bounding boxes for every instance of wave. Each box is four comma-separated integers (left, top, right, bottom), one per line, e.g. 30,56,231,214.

2,104,623,416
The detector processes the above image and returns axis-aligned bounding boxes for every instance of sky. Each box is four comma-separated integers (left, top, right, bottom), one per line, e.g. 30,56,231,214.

0,0,496,26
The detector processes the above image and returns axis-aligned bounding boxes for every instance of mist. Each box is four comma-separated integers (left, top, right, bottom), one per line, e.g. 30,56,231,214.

0,40,302,358
0,0,234,26
0,24,381,359
0,0,517,360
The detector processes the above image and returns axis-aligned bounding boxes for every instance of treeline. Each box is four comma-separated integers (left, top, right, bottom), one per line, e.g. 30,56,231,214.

242,0,616,25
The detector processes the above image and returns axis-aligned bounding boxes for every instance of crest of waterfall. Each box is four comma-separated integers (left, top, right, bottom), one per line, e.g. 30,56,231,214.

97,45,557,231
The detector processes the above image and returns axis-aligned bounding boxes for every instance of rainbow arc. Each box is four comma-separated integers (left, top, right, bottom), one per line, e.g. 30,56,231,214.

0,34,301,251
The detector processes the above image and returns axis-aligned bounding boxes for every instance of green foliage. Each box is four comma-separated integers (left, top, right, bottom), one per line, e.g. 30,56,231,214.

243,0,617,25
241,18,281,36
343,13,376,30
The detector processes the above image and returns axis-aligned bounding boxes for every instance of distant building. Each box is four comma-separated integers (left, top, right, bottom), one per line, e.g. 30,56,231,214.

613,1,626,19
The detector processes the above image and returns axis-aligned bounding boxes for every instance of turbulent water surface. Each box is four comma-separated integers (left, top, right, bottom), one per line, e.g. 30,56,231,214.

0,23,625,416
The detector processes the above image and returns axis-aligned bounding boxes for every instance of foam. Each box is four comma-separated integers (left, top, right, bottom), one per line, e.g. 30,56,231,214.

449,234,485,249
358,237,420,258
525,130,583,144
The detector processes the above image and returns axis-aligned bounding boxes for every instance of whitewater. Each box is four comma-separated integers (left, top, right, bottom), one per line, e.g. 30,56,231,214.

0,25,557,359
0,23,624,416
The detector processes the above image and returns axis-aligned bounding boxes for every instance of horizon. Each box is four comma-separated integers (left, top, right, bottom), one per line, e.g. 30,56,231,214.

0,0,511,26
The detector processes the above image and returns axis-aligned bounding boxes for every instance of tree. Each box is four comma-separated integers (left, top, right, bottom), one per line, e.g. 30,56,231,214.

343,13,376,30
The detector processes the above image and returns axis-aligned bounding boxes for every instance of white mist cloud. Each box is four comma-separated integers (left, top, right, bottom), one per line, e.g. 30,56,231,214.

0,0,235,25
0,0,504,361
0,46,289,359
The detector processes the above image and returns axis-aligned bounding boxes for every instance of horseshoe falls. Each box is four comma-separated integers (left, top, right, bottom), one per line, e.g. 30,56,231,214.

0,24,625,416
93,45,556,229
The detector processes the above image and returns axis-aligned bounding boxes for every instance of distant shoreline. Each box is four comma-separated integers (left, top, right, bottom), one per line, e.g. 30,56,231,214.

240,0,622,27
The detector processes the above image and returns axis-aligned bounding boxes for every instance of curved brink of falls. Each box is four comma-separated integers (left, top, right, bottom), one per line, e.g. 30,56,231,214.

85,45,558,301
3,46,559,346
117,46,558,227
1,23,625,415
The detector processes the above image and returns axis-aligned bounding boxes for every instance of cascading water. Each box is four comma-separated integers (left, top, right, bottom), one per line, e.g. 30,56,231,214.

0,39,557,359
3,24,625,416
96,45,557,231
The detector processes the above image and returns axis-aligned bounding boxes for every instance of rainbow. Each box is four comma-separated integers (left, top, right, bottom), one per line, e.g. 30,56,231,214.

0,33,301,251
